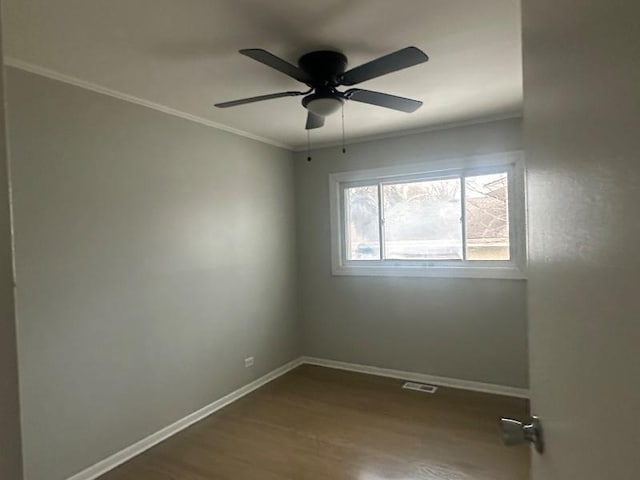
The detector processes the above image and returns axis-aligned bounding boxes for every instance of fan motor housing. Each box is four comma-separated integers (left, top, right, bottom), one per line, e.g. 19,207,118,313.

298,50,348,86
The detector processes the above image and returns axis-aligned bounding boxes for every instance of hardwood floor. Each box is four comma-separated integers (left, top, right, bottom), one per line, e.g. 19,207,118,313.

100,365,530,480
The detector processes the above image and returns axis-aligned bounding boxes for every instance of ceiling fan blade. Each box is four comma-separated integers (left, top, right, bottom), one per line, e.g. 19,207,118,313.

345,89,423,113
305,112,325,130
240,49,311,84
214,91,305,108
340,47,428,86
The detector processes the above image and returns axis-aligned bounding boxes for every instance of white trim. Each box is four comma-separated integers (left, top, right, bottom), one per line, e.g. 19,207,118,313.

329,151,527,279
64,356,527,480
65,358,303,480
292,113,522,152
329,151,523,184
4,57,292,151
4,57,521,154
331,264,527,279
301,357,530,398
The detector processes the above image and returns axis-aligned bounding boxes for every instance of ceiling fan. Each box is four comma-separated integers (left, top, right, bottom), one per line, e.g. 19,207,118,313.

215,47,429,130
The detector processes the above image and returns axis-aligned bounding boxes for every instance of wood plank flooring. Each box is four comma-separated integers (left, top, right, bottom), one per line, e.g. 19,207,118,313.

99,365,530,480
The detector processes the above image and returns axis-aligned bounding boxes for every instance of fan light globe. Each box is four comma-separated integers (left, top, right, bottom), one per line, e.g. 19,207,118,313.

306,97,343,116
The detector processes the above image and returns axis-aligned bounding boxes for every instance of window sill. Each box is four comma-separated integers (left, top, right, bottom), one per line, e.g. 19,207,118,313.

332,264,527,280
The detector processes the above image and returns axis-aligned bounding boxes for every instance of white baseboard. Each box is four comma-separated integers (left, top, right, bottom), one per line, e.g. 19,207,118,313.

300,357,530,399
66,355,527,479
66,357,304,480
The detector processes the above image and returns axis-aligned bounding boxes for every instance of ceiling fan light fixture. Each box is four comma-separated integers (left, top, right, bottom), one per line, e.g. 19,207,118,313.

216,47,428,130
305,96,344,117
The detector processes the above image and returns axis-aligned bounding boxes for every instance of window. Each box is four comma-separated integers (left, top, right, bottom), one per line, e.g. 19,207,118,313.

329,152,526,279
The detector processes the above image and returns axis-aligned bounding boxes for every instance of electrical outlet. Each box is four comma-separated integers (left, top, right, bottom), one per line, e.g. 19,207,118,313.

244,356,254,368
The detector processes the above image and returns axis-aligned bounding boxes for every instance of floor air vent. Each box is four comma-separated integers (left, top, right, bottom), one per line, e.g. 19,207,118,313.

402,381,438,394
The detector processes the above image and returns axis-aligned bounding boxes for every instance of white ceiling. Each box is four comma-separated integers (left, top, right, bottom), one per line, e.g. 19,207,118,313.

3,0,522,150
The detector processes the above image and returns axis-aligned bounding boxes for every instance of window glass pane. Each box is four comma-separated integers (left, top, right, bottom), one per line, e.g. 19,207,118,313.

465,172,510,260
383,178,462,260
345,185,380,260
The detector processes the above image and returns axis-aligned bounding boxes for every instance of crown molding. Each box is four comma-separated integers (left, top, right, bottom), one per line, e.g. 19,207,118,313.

292,112,523,152
3,57,293,151
4,57,521,154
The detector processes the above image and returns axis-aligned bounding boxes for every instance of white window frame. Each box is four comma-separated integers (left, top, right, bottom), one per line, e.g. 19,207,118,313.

328,151,527,279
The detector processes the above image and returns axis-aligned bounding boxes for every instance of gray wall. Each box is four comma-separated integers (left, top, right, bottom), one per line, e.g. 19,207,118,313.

5,65,529,480
7,68,298,480
0,9,24,479
295,118,528,388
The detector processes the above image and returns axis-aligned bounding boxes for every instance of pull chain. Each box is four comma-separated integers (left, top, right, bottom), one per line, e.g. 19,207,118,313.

307,129,312,162
341,103,346,154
